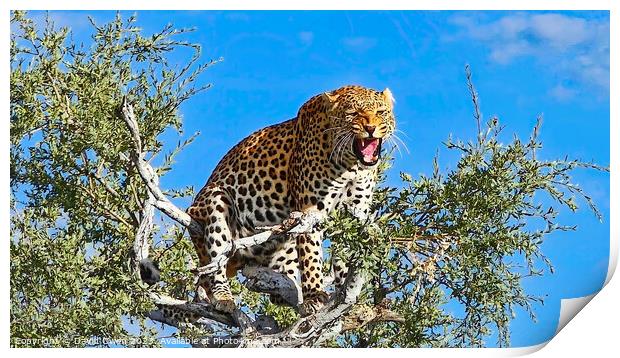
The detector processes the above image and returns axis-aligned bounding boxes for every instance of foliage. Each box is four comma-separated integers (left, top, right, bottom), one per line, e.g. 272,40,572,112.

10,12,606,348
10,11,212,347
324,70,607,346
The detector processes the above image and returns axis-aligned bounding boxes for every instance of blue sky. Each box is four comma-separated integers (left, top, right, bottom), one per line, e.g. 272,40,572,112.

24,10,609,347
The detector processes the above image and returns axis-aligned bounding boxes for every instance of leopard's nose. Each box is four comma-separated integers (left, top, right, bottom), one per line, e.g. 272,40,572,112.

363,125,376,136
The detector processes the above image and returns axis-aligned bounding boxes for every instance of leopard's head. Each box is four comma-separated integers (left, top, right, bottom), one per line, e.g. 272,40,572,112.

322,85,396,166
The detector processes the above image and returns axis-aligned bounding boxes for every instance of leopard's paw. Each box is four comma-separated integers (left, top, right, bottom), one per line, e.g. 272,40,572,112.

213,298,236,313
300,291,329,317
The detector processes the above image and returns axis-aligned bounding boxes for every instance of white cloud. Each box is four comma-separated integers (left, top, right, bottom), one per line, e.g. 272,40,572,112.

549,84,577,101
450,13,609,94
342,36,378,53
529,14,589,49
489,40,532,64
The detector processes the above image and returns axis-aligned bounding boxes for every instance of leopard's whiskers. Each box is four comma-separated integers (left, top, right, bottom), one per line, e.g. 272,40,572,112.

388,137,404,158
395,128,410,139
329,131,349,162
337,133,354,163
335,133,352,163
391,132,410,154
332,131,352,164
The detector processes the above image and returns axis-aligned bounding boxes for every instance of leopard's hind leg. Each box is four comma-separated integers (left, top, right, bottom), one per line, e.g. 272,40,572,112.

187,187,237,313
265,237,300,306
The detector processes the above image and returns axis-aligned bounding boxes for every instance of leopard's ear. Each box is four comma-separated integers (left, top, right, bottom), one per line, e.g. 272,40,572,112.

382,88,395,106
321,91,340,110
322,91,339,103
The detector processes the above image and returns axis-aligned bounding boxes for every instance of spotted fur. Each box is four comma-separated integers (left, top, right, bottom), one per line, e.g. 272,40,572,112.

187,85,396,315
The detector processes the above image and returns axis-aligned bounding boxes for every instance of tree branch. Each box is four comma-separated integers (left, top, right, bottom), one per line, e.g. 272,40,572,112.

119,97,203,236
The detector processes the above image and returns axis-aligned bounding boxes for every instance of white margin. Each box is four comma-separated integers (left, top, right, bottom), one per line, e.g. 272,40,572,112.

2,1,616,356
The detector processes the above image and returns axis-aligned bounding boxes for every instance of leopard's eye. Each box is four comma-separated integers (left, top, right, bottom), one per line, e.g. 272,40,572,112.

345,108,357,115
376,108,388,115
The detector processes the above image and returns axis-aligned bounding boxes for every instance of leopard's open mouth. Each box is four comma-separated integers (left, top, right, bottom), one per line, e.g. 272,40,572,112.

353,137,382,166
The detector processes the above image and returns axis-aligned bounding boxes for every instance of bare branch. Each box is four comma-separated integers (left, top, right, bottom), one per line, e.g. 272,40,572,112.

243,266,302,307
148,293,237,327
134,191,154,262
465,63,483,144
119,96,203,236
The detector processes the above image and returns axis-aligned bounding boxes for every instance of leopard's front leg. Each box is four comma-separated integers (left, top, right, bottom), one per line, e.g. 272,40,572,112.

297,231,329,316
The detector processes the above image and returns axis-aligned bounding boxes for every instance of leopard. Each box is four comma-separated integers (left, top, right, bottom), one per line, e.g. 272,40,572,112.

186,85,396,316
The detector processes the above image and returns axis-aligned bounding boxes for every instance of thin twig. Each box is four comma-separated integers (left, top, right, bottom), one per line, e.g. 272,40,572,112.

465,64,483,145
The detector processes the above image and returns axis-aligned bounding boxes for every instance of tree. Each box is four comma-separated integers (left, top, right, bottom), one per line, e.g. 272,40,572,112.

10,12,607,348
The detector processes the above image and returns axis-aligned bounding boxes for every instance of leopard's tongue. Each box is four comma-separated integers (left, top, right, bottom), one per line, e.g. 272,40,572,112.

359,138,379,161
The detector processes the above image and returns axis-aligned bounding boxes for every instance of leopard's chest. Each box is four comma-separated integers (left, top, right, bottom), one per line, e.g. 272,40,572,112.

311,166,376,215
